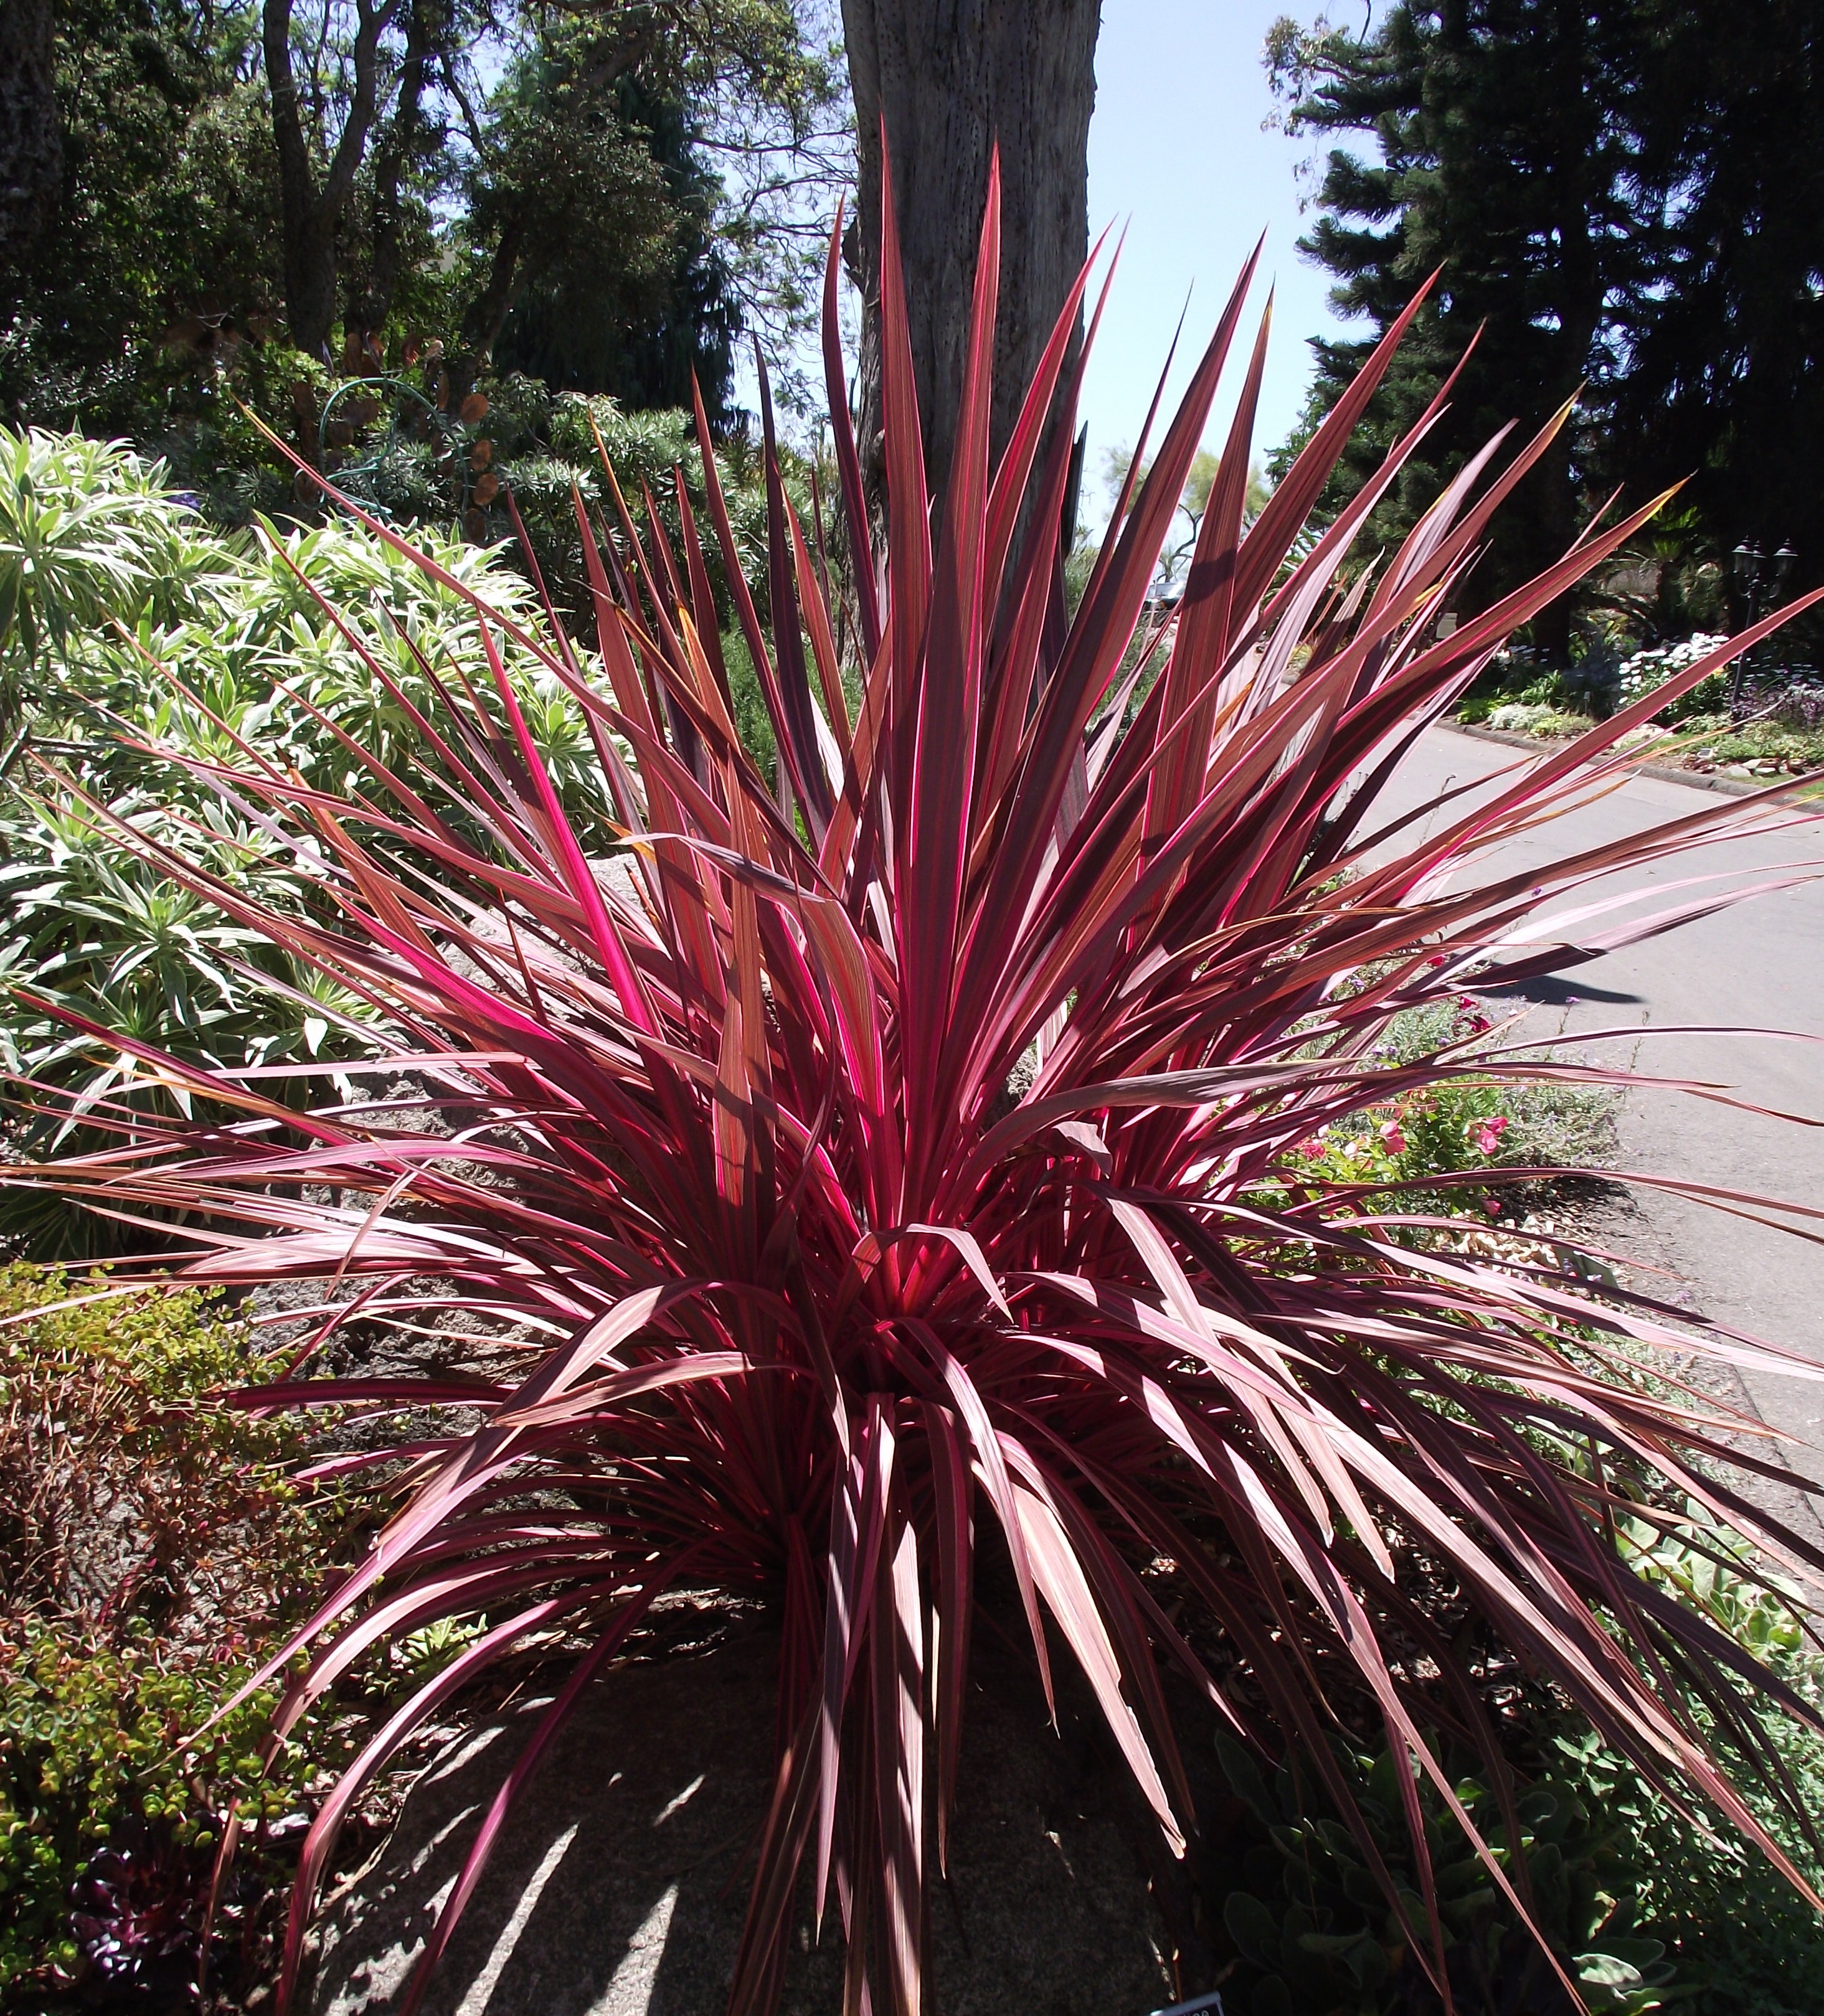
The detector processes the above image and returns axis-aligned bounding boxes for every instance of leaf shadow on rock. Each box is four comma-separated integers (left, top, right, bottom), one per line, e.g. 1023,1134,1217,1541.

309,1622,1179,2016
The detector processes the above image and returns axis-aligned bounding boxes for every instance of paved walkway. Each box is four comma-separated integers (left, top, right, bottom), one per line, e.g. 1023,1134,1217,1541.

1376,726,1824,1497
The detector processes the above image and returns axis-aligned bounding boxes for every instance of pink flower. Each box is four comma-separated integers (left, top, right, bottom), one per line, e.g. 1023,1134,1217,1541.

1379,1120,1406,1155
1297,1140,1325,1161
1483,1194,1503,1217
1470,1113,1509,1155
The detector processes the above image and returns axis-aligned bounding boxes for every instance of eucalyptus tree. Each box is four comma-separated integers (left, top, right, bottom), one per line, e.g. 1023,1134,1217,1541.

842,0,1101,512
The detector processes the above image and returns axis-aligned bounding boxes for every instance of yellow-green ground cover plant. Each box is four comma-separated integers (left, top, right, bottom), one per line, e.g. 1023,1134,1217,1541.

10,163,1824,2014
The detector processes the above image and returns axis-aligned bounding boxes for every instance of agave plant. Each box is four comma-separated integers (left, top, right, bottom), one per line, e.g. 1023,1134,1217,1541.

12,164,1824,2016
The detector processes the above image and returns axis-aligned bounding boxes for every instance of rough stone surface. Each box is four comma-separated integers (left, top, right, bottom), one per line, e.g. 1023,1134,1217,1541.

309,1624,1176,2016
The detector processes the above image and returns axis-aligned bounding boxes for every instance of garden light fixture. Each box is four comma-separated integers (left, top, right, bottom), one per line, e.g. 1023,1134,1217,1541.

1729,539,1797,710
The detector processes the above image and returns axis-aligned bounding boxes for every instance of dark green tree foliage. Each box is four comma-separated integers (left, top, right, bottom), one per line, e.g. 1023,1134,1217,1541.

0,0,281,416
1608,0,1824,583
1268,1,1824,641
0,0,62,279
496,85,740,422
1267,3,1642,649
2,0,835,455
346,0,453,342
470,42,739,423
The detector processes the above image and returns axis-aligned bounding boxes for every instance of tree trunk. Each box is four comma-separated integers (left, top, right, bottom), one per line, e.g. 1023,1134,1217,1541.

263,0,397,360
0,0,62,290
355,0,440,341
842,0,1100,517
463,210,527,364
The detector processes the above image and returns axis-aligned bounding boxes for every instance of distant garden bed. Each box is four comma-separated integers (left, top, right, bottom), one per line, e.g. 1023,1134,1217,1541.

1454,633,1824,783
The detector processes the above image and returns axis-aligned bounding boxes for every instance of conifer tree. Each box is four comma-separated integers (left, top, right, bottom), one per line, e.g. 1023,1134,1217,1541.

1610,0,1824,587
1269,0,1824,639
1267,1,1642,649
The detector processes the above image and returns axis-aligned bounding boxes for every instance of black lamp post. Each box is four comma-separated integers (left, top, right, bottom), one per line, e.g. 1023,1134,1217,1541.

1731,543,1764,712
1730,541,1798,712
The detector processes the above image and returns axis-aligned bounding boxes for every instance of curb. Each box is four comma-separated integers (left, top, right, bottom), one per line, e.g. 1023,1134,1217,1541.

1442,718,1813,800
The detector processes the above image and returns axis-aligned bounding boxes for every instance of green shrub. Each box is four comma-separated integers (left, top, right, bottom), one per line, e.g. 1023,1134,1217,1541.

1199,1507,1824,2016
1485,701,1599,739
1616,636,1732,723
1204,1717,1824,2016
0,1266,338,2004
1456,646,1623,728
141,344,336,532
1205,1730,1682,2015
0,780,384,1258
1585,1507,1824,2015
1259,994,1616,1233
0,430,234,730
0,433,635,1253
0,1623,305,2000
1561,1715,1824,2016
118,514,593,810
303,372,772,637
0,1265,322,1656
1657,715,1824,776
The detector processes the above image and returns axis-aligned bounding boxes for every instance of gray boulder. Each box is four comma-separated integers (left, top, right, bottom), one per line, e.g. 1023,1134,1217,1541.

308,1623,1178,2016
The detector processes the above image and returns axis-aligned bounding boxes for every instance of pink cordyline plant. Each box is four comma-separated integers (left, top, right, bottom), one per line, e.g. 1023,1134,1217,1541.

14,164,1824,2014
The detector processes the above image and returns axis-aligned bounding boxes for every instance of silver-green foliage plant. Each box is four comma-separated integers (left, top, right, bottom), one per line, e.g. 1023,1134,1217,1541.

120,516,605,811
1486,700,1601,738
0,430,233,729
0,791,371,1096
0,426,621,1251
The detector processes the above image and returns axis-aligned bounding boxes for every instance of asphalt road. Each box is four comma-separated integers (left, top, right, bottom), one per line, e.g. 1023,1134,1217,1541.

1373,725,1824,1496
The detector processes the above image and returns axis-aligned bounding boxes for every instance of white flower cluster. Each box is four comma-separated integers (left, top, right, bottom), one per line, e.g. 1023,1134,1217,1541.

1615,633,1729,715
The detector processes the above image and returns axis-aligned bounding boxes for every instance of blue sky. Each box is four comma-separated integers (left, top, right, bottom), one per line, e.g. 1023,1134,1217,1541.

1077,0,1354,510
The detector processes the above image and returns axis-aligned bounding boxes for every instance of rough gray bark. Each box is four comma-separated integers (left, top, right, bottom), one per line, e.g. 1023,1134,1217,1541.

841,0,1100,516
0,0,62,288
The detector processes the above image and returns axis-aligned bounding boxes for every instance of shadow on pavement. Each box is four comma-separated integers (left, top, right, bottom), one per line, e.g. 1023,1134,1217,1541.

1483,975,1641,1006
